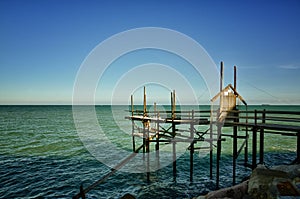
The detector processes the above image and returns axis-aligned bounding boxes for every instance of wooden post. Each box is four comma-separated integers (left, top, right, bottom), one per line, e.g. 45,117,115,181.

154,102,160,158
146,126,150,182
252,110,257,169
220,62,224,111
252,128,257,169
259,109,265,164
172,136,176,181
209,120,213,179
216,124,222,189
171,92,173,119
131,95,136,152
143,87,146,156
232,66,239,185
190,110,195,182
234,66,237,91
297,132,300,163
131,95,134,116
233,65,238,185
244,129,249,165
171,90,177,181
233,107,238,185
216,61,224,189
172,90,176,119
141,87,150,182
143,86,147,117
220,61,224,92
244,107,249,166
209,102,214,179
80,185,85,199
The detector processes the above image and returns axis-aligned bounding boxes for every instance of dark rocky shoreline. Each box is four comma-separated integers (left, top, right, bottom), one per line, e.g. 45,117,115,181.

194,164,300,199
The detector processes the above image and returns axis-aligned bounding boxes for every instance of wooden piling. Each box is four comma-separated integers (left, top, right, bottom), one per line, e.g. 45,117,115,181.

252,128,257,169
172,137,177,181
131,95,134,116
154,102,160,158
209,120,213,179
233,108,238,185
143,87,146,155
232,66,238,185
190,110,195,182
220,62,224,92
216,61,224,189
220,62,224,111
216,124,222,189
259,109,265,164
243,106,249,167
131,95,136,152
143,86,147,117
172,90,176,119
234,66,237,91
252,110,258,169
146,127,150,182
79,185,85,199
171,90,177,180
297,132,300,163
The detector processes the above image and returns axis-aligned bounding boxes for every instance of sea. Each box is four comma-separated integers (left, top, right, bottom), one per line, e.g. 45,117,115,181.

0,105,299,199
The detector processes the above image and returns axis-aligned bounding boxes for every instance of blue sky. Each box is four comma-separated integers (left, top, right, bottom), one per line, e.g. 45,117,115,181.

0,0,299,105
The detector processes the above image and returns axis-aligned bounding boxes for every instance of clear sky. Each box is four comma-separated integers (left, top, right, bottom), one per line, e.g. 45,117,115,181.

0,0,299,105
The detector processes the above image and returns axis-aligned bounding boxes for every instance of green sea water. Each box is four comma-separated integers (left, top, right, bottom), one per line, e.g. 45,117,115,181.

0,105,299,198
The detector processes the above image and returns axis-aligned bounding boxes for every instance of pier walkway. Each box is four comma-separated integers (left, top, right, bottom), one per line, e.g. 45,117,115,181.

125,101,300,188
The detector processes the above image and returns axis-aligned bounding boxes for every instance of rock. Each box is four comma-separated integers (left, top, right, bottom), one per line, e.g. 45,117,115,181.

194,180,248,199
195,164,300,199
120,193,136,199
248,164,300,199
272,164,300,179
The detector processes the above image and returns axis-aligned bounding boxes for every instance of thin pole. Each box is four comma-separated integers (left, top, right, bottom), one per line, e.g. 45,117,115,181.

190,110,195,182
252,110,257,169
143,86,147,117
233,66,238,185
171,92,173,119
209,119,213,179
220,61,224,92
143,87,146,155
244,106,249,166
252,128,257,169
154,102,160,156
209,102,214,179
216,124,222,189
80,185,85,199
172,90,176,119
143,86,150,181
156,127,160,169
234,66,237,91
171,90,177,180
297,132,300,163
259,109,265,164
131,95,134,116
146,126,150,182
216,61,224,189
233,107,238,185
131,95,135,152
156,112,160,160
172,136,176,181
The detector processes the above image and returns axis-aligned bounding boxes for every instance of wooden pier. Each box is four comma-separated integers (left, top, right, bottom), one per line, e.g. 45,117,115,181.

73,62,300,198
124,62,300,188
